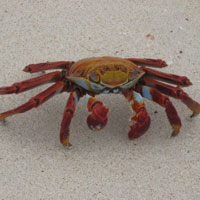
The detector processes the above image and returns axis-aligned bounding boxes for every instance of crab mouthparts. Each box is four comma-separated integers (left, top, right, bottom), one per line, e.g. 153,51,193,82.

103,88,120,94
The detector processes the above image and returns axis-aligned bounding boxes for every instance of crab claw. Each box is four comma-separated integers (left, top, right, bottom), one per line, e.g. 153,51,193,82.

128,109,151,140
87,103,109,131
87,113,108,130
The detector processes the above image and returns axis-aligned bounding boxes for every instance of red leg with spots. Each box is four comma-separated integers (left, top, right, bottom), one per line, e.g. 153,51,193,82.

126,58,167,68
60,92,81,146
0,71,62,95
136,85,182,136
85,94,109,131
0,82,65,121
142,67,192,87
23,61,74,73
123,90,150,140
142,77,200,117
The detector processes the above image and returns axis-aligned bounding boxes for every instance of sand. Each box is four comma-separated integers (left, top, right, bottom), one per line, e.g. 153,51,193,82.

0,1,200,199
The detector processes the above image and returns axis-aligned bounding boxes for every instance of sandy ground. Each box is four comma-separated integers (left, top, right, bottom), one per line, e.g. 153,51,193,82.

0,0,200,199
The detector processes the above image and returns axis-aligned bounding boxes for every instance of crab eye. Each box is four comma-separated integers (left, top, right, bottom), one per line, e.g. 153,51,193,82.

89,71,100,83
129,71,138,81
129,71,140,81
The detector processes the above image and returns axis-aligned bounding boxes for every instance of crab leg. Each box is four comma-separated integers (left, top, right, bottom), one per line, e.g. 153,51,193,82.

122,90,150,139
23,61,74,73
0,71,62,95
136,85,182,136
142,67,192,87
127,58,167,68
142,77,200,117
0,81,65,121
60,91,81,146
85,94,109,131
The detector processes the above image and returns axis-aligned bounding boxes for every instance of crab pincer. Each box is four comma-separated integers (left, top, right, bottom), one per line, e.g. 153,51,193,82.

85,94,109,130
123,90,151,139
129,109,151,139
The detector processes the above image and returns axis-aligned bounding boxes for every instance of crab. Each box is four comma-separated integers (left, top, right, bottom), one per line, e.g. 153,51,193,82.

0,57,200,146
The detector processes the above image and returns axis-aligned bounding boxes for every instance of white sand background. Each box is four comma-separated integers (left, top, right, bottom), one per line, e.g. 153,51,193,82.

0,0,200,199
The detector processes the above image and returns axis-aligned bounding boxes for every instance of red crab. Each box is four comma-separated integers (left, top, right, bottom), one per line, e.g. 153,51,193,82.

0,57,199,146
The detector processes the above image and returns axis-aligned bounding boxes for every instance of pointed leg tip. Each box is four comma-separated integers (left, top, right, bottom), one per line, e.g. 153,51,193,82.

171,132,178,137
0,116,8,125
0,114,6,121
23,65,32,73
171,130,180,137
23,67,29,72
190,113,195,118
190,109,200,118
60,134,70,146
162,60,168,67
0,118,7,125
190,113,197,118
169,122,181,137
0,113,12,121
63,142,72,149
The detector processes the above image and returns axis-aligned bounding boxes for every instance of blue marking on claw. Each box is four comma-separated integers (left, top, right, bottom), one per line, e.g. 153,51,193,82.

84,94,90,110
130,100,134,105
142,86,152,100
133,91,143,103
73,92,79,106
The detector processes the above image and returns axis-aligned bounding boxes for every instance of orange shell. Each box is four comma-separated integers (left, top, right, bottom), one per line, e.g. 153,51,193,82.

67,57,145,91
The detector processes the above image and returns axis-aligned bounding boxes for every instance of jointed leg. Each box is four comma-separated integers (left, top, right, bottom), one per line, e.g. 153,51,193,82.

126,58,167,68
136,85,182,136
23,61,74,73
60,91,81,146
142,77,200,117
0,81,65,121
141,67,192,87
123,90,150,139
0,71,62,95
85,94,109,130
